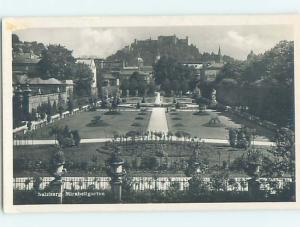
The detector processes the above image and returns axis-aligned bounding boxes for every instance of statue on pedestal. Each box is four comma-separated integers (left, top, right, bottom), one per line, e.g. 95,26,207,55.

46,149,66,204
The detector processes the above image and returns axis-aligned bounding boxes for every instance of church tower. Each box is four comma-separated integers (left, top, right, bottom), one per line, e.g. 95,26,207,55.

217,45,223,63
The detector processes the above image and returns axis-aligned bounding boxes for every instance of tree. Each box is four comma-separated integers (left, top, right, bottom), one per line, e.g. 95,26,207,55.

12,34,20,44
72,130,81,147
188,174,210,198
67,98,74,113
38,44,76,80
63,125,71,138
46,114,52,123
38,45,94,97
72,63,94,96
52,101,58,115
185,147,209,176
46,98,53,116
228,127,251,149
269,128,295,179
216,60,245,84
228,128,238,147
30,108,38,121
211,171,229,191
49,125,63,143
241,149,263,179
216,41,294,126
153,56,196,94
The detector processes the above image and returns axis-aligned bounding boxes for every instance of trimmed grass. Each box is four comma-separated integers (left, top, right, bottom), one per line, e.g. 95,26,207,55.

33,110,151,139
166,110,273,141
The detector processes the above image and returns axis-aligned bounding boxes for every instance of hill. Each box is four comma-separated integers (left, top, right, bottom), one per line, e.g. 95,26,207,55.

106,35,234,66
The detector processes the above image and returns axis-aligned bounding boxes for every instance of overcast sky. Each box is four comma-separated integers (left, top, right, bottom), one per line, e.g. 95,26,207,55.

15,25,293,60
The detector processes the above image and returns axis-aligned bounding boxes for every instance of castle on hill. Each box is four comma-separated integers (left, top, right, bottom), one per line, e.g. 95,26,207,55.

107,35,197,66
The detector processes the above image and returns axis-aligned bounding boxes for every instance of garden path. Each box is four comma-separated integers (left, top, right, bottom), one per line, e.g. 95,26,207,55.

147,107,169,133
146,92,169,133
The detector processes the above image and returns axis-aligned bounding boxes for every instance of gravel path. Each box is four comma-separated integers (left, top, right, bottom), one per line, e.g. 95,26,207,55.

147,107,169,133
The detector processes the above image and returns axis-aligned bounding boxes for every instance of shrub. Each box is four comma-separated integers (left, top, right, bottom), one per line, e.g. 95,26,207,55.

173,123,184,127
47,115,51,123
193,111,209,116
87,116,110,127
104,111,121,115
172,117,182,120
131,122,142,127
59,137,74,148
27,121,32,130
136,102,141,109
72,130,81,147
140,156,159,170
228,128,238,147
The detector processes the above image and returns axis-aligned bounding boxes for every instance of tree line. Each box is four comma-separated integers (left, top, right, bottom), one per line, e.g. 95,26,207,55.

215,40,294,127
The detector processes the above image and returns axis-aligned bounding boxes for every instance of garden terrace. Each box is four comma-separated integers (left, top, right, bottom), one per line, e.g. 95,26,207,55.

13,141,271,178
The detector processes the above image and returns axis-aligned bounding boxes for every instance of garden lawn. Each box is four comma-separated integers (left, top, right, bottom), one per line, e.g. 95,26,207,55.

32,110,151,139
166,110,273,141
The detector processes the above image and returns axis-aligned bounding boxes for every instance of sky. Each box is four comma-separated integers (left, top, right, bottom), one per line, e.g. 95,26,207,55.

15,25,293,60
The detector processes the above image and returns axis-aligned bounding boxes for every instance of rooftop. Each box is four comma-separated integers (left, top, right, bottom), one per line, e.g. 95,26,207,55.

13,75,73,85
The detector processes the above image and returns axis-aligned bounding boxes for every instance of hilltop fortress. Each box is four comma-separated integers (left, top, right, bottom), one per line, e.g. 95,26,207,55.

107,35,200,66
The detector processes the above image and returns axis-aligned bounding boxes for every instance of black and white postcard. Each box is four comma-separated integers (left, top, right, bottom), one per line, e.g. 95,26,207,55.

2,15,299,212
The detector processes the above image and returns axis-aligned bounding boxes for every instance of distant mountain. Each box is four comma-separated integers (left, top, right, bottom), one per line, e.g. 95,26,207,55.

106,35,234,66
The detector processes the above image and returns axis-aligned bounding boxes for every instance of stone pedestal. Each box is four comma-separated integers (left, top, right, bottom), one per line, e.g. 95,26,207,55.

110,158,124,203
111,180,122,202
247,178,260,197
